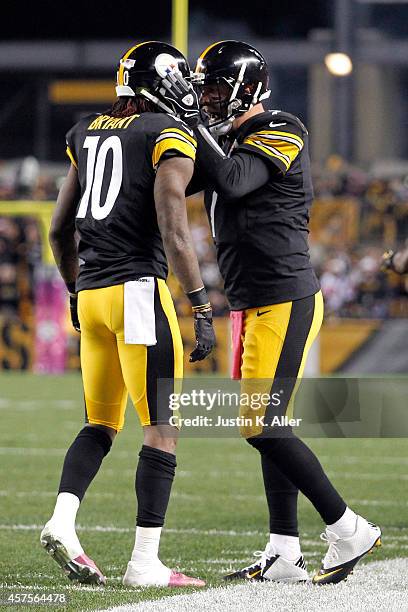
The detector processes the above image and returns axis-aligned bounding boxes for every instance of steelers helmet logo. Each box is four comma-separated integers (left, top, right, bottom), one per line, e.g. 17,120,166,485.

182,93,194,106
154,53,181,78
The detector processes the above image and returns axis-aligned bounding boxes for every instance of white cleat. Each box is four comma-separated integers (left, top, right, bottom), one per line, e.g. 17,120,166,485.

224,543,309,583
313,515,382,585
40,521,106,585
123,559,205,588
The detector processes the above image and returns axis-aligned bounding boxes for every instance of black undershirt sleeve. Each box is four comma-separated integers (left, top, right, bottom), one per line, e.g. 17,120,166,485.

194,125,272,201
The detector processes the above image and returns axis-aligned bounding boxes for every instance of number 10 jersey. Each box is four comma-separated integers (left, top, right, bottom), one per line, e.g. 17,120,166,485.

65,111,197,292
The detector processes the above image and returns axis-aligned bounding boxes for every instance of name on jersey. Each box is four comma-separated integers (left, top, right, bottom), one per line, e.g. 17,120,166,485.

87,114,138,131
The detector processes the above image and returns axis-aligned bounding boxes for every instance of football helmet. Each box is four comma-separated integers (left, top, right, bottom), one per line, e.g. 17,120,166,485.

192,40,270,129
115,41,190,115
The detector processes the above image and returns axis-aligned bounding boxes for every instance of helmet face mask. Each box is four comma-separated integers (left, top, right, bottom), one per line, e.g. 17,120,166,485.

198,79,233,124
115,41,191,115
193,40,271,129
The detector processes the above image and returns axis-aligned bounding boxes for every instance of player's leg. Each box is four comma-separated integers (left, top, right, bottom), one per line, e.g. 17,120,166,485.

41,287,128,585
117,279,204,587
239,292,380,584
225,298,310,581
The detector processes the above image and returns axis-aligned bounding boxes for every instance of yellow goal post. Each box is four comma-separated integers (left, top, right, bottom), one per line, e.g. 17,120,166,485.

0,200,55,266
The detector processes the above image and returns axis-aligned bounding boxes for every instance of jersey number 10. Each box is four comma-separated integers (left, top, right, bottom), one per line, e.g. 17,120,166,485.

76,135,123,220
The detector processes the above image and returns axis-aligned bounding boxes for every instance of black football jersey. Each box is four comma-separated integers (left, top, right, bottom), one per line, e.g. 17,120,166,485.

65,112,197,291
203,110,320,310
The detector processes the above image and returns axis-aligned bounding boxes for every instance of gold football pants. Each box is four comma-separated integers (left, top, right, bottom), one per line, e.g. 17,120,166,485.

77,279,183,431
240,290,323,438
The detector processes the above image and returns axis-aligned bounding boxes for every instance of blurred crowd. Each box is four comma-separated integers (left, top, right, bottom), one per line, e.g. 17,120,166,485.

1,155,408,320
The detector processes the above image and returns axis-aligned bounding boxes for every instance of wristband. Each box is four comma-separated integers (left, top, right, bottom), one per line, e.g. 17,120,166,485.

67,282,77,296
186,286,211,313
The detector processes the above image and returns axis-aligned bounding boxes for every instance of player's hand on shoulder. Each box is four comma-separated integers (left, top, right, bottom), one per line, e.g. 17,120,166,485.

159,72,200,127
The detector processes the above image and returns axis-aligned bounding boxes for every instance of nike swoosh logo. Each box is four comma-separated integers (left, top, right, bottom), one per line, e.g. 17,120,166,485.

312,567,344,583
247,569,261,578
256,310,272,317
184,112,198,117
269,122,287,127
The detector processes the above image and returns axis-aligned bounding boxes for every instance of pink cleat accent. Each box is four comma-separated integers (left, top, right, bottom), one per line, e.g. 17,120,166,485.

72,553,106,585
168,570,206,587
40,528,106,586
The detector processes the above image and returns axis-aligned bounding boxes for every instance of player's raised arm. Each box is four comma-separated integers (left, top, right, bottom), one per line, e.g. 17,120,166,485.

154,156,216,362
49,163,81,331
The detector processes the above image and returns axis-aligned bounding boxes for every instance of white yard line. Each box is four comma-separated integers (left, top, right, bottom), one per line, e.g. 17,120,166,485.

0,524,407,544
101,559,408,612
1,446,408,463
1,486,407,507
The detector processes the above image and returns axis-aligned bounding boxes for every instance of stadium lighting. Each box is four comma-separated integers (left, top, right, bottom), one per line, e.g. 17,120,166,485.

324,52,353,76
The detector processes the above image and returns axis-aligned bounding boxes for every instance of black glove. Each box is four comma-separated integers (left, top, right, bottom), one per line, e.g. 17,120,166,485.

69,294,80,333
190,308,216,362
159,72,200,127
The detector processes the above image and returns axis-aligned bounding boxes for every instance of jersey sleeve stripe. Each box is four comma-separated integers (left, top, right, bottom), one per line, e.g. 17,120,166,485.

66,145,78,169
250,137,299,162
256,130,304,148
244,133,302,169
160,127,197,146
242,140,290,170
155,132,197,149
152,138,196,169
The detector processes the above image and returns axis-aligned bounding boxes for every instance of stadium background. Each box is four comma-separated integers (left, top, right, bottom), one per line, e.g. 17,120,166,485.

1,1,408,610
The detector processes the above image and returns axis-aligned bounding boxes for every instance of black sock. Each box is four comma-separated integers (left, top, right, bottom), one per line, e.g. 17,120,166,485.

58,426,112,501
248,433,346,525
261,454,299,536
136,445,176,527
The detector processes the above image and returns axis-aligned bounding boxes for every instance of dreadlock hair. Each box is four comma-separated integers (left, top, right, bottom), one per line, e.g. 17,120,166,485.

108,95,157,118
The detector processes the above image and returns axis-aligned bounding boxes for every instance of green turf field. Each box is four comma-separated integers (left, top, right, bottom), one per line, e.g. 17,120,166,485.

0,373,407,610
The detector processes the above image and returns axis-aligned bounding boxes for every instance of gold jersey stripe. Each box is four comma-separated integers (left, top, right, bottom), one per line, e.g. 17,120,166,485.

161,127,197,147
118,41,155,86
243,140,291,170
249,137,300,161
254,130,304,148
244,135,302,169
249,137,292,161
152,137,196,168
66,146,78,169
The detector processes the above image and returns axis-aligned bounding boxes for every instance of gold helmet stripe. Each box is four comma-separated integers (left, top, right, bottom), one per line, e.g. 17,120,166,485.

195,40,226,72
199,40,226,60
118,40,155,86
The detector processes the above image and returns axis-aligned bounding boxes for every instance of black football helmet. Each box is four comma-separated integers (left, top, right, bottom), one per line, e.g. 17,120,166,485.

115,41,191,114
193,40,270,129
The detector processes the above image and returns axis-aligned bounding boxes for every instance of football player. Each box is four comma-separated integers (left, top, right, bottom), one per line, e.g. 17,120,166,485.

40,41,215,588
162,40,381,585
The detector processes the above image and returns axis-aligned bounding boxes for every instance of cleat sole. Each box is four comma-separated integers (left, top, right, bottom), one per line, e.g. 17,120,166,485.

41,535,104,585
